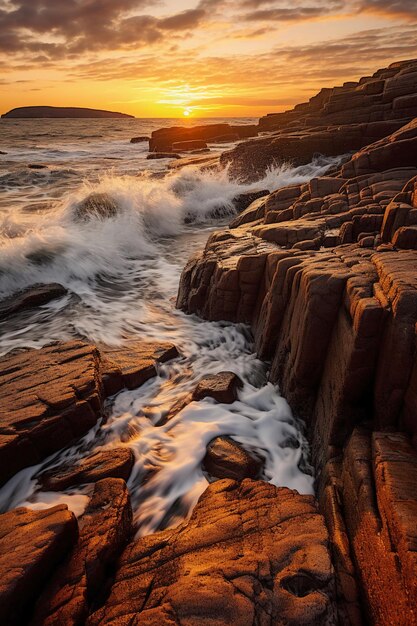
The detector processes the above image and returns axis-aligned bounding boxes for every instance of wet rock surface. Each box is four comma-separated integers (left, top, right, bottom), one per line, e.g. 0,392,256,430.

0,339,178,485
0,505,78,626
130,136,149,143
192,370,242,403
0,283,67,320
156,370,243,426
100,340,178,392
172,139,208,151
203,436,263,481
149,123,258,152
221,59,417,181
0,341,105,485
74,192,119,221
177,59,417,624
88,479,337,626
322,429,417,625
146,152,181,160
39,448,135,491
31,479,133,626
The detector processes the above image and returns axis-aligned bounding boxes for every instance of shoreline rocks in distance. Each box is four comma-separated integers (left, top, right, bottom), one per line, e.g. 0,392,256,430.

146,152,181,160
130,136,149,143
220,59,417,181
149,123,258,152
1,106,134,119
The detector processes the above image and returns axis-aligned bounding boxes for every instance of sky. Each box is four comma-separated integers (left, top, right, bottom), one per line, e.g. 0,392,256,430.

1,0,417,118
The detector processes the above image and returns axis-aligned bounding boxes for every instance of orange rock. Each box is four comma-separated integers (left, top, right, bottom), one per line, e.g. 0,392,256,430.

88,480,337,626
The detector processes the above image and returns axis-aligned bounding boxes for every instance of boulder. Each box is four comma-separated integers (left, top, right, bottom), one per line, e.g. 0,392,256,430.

192,370,243,403
0,283,67,320
130,136,149,143
31,479,133,626
149,123,258,152
88,479,337,626
203,436,263,480
0,505,77,625
221,121,406,182
156,371,242,426
39,447,135,491
74,192,118,221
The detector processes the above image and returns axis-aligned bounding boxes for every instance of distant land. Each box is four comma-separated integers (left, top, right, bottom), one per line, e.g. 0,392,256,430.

1,106,134,119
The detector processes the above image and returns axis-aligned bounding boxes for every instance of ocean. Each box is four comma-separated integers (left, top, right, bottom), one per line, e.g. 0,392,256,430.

0,117,339,534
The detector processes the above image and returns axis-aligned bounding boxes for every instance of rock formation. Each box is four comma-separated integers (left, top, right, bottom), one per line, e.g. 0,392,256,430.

88,480,337,626
0,505,78,625
30,479,133,626
2,59,417,625
149,123,258,152
0,340,178,484
221,59,417,181
0,283,67,321
177,60,417,623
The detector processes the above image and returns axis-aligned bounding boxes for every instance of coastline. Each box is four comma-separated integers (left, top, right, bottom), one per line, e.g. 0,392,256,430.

1,59,417,625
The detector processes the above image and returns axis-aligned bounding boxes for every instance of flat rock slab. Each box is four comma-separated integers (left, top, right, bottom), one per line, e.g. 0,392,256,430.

89,479,337,626
203,436,263,481
39,447,135,491
0,504,77,625
31,478,132,626
0,340,179,485
101,341,178,391
0,341,104,485
0,283,67,320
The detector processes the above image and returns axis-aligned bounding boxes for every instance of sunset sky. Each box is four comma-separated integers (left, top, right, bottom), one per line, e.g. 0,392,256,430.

1,0,417,118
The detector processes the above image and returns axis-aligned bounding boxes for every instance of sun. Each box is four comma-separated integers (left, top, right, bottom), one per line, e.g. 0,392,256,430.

183,109,191,116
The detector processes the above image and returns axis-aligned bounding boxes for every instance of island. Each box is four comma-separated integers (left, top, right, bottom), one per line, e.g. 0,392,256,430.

1,106,134,119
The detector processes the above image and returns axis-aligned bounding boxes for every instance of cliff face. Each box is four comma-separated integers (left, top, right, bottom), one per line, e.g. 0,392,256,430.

221,59,417,181
1,106,134,119
177,63,417,624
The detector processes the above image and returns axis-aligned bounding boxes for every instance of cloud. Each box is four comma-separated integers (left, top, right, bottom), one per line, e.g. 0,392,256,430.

0,0,206,57
359,0,417,18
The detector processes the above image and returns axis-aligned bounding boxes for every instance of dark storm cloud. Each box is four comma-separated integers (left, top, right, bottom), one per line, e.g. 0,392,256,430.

0,0,206,57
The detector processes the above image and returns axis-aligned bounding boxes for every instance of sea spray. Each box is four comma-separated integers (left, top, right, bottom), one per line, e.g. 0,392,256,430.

0,155,340,533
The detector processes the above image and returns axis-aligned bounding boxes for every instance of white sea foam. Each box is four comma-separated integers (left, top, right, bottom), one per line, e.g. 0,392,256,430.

0,157,341,298
0,152,340,533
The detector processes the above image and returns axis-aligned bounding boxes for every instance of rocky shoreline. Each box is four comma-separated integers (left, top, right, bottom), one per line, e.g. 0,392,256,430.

1,59,417,625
